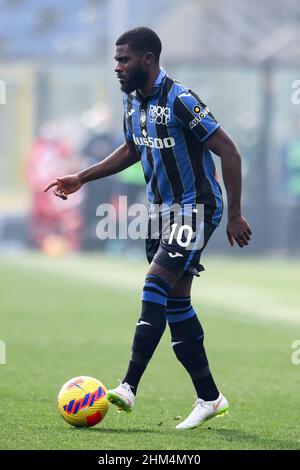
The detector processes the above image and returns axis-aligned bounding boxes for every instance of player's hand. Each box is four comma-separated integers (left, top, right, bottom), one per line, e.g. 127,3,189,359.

226,215,252,247
43,174,82,200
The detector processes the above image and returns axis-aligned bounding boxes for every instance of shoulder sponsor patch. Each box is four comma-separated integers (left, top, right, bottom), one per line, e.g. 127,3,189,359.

189,106,210,129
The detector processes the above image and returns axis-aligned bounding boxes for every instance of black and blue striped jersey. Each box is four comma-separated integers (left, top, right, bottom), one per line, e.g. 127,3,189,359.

123,68,223,226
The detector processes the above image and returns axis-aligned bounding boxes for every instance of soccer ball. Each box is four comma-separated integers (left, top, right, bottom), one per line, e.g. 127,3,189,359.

58,376,109,427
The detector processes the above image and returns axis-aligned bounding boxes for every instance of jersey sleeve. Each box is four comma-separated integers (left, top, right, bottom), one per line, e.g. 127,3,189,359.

123,94,134,142
123,114,134,141
173,90,220,142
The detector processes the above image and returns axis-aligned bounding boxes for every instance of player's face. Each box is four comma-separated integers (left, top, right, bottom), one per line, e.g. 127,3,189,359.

114,44,148,94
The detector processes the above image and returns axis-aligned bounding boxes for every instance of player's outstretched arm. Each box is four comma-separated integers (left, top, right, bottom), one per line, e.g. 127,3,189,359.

43,140,139,200
206,127,252,248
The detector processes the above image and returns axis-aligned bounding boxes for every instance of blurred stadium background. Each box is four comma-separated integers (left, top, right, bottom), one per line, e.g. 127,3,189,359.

0,0,300,450
0,0,300,255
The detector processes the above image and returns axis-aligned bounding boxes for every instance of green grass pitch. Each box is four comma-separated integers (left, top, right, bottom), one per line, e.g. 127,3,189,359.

0,252,299,450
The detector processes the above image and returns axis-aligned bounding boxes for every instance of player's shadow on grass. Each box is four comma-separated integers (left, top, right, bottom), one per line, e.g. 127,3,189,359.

211,428,300,450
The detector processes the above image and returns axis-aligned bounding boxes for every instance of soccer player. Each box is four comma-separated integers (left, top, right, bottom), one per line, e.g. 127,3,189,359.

44,27,252,430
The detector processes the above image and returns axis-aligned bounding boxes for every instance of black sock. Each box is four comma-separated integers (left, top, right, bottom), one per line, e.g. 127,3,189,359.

167,296,219,401
123,274,171,393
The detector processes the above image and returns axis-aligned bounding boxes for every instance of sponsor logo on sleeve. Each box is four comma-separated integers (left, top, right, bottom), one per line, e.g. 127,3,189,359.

127,109,135,118
189,106,210,129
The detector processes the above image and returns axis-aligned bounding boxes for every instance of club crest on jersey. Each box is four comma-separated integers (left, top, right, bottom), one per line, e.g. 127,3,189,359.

149,105,171,126
140,109,147,127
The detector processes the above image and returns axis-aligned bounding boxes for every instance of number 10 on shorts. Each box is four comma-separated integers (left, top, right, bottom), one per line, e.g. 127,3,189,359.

168,223,194,248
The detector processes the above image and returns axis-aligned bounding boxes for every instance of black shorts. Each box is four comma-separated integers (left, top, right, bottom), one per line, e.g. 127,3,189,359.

145,212,217,277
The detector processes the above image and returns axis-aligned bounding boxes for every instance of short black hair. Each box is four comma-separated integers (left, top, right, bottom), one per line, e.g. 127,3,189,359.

116,27,162,62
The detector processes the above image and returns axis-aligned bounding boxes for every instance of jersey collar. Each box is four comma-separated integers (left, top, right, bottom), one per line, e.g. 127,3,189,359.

151,68,167,94
135,68,166,101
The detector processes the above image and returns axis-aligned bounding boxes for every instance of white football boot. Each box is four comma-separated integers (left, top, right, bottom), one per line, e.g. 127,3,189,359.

106,382,135,413
175,393,229,430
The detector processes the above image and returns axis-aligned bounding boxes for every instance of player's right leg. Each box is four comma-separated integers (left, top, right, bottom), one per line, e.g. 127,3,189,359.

106,262,179,412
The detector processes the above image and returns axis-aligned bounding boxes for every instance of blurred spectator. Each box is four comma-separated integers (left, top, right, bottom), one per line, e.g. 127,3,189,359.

79,131,117,250
112,161,147,255
26,121,84,254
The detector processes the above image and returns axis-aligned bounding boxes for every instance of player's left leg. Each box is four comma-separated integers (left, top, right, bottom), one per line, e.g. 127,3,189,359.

166,275,229,429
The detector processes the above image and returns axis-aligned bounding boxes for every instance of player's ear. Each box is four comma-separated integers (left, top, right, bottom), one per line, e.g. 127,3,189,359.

144,52,155,66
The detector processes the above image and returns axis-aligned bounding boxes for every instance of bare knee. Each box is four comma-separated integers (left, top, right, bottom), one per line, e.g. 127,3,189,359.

169,275,193,297
147,262,194,297
147,261,179,287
